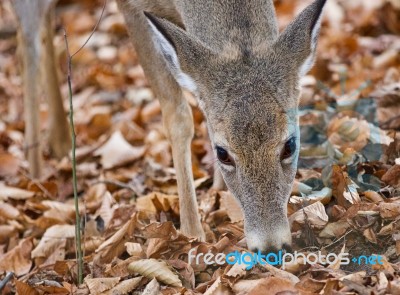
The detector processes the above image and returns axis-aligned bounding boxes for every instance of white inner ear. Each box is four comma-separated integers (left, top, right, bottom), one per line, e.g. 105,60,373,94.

299,15,323,77
146,20,198,95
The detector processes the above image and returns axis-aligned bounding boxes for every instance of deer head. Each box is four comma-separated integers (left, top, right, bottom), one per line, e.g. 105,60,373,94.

145,0,327,252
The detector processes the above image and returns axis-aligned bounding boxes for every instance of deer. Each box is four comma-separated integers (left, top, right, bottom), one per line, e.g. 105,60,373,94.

11,0,71,178
116,0,327,253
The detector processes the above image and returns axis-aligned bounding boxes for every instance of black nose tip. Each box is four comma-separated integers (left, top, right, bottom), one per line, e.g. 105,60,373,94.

251,243,293,256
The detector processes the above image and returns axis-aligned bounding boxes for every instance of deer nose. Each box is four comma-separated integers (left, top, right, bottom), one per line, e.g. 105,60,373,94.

250,243,293,256
246,225,292,254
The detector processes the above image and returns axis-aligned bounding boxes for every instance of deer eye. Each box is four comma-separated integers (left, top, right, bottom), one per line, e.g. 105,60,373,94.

281,137,297,161
216,146,233,165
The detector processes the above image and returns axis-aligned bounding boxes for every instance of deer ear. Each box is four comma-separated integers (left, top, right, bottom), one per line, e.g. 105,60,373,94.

144,12,211,94
274,0,327,76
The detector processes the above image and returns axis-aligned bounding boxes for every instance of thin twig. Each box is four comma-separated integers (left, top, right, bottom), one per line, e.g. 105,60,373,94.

71,0,107,59
61,0,107,285
321,230,353,250
63,28,84,285
0,272,14,291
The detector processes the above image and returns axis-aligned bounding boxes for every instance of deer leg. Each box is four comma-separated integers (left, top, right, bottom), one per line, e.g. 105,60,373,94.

161,90,205,241
18,31,43,178
43,5,71,159
117,0,205,240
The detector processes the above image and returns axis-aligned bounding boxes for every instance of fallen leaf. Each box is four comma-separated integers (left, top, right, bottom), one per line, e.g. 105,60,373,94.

85,277,120,294
219,191,244,222
0,238,33,276
102,277,143,295
247,277,297,295
94,131,146,169
128,259,182,287
0,183,34,201
289,201,329,229
31,225,75,261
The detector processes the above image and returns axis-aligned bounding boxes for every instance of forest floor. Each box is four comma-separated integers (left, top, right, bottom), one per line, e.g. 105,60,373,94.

0,0,400,294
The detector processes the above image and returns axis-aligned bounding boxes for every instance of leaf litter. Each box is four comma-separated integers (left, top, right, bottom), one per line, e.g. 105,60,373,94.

0,0,400,294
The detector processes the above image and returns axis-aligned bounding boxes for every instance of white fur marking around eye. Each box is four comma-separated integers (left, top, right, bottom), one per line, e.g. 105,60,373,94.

146,19,199,95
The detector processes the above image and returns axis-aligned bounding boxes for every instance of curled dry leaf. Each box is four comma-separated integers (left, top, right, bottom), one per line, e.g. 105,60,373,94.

0,201,20,219
136,192,179,215
0,152,20,177
327,116,393,151
31,225,75,261
94,191,115,230
204,260,248,295
0,238,34,276
94,130,146,169
128,259,182,288
382,165,400,188
85,277,120,294
379,202,400,219
125,242,145,257
232,279,264,295
0,183,34,201
290,187,332,206
95,213,138,264
102,277,143,295
364,190,385,203
289,201,329,229
219,191,244,222
319,220,350,238
331,165,361,208
292,180,313,195
247,277,297,295
141,278,160,295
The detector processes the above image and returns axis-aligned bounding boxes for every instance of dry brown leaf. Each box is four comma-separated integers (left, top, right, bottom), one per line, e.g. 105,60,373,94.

204,261,248,295
85,277,120,294
0,183,35,201
41,200,76,223
232,279,264,295
15,280,39,295
0,201,20,219
219,191,244,222
371,255,395,273
364,191,384,203
0,152,20,177
290,187,332,206
363,227,377,243
31,225,75,260
136,192,179,215
0,237,33,276
141,278,160,295
292,180,313,195
102,277,143,295
94,191,115,230
327,116,393,151
95,213,137,264
247,277,297,295
125,242,145,257
94,131,146,169
0,224,18,243
289,201,329,229
382,165,400,188
128,259,182,287
319,220,350,238
379,202,400,219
